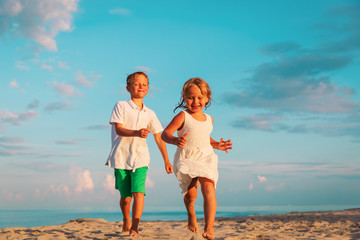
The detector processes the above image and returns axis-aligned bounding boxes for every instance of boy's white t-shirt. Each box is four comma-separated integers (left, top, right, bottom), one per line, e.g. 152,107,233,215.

106,100,163,171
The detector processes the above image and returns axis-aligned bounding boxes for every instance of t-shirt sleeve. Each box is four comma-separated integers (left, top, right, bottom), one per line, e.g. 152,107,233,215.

110,102,124,125
148,111,163,134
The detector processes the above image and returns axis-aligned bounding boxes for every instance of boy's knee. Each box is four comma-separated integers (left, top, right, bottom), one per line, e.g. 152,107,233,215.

121,197,132,204
132,192,144,198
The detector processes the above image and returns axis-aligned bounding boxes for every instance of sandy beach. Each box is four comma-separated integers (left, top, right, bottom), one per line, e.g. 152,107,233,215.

1,208,359,240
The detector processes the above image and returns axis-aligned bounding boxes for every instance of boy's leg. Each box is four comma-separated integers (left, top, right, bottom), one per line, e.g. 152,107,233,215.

129,167,148,237
184,178,198,233
114,169,133,232
130,192,144,237
120,197,132,232
199,177,216,240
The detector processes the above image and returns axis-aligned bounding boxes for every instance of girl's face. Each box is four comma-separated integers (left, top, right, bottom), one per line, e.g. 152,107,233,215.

184,85,208,113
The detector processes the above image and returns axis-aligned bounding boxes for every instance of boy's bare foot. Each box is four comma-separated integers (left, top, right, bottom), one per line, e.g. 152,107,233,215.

187,215,198,233
202,227,214,240
129,229,139,237
122,217,131,233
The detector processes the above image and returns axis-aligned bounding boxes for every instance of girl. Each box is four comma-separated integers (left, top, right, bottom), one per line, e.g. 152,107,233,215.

161,77,232,240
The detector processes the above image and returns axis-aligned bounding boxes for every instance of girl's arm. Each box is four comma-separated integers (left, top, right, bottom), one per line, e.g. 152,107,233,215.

153,133,173,174
115,123,150,138
210,137,233,153
209,116,232,153
161,111,188,147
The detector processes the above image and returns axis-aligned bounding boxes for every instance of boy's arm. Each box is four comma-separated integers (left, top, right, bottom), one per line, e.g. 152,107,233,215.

153,133,173,174
161,112,187,147
115,123,150,138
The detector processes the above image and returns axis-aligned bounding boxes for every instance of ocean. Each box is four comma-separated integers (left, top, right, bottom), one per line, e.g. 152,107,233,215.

1,205,359,229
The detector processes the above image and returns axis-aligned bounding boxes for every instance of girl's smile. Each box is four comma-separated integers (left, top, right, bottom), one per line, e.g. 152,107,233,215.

185,86,208,114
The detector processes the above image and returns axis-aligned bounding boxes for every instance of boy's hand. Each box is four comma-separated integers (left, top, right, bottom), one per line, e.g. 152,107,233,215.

165,162,173,174
138,128,150,138
219,138,232,153
176,132,188,148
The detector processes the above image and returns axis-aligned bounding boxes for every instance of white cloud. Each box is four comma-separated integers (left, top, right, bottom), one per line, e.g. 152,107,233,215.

232,113,360,141
83,124,110,130
0,147,83,157
0,109,38,125
0,0,23,16
145,176,155,188
57,61,70,70
15,61,30,70
0,0,79,51
4,191,24,201
46,81,82,97
258,175,267,183
266,186,276,192
75,71,93,87
75,170,94,193
266,183,285,192
9,80,19,88
45,101,72,112
103,174,116,194
0,136,24,144
33,188,42,199
41,63,53,71
55,139,78,144
233,115,282,131
223,5,360,115
50,184,71,196
220,161,360,179
1,189,24,201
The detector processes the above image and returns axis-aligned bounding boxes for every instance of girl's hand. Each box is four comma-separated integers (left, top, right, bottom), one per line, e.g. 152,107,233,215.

176,133,189,148
219,138,232,153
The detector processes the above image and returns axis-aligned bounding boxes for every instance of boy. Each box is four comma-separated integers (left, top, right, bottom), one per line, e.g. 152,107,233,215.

106,72,173,237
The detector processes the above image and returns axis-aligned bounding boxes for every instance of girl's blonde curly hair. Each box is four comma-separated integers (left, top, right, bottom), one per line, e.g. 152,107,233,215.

174,77,212,112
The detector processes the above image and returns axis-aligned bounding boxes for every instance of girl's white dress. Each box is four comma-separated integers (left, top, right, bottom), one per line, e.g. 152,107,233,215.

173,110,219,194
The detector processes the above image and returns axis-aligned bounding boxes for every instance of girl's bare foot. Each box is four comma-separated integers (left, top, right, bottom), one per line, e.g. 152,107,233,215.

187,214,198,233
202,227,214,240
122,217,131,233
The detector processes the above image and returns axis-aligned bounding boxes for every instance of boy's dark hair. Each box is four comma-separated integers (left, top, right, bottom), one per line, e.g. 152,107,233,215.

126,72,149,86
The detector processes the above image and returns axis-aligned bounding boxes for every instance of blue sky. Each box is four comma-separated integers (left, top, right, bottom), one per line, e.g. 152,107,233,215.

1,0,359,211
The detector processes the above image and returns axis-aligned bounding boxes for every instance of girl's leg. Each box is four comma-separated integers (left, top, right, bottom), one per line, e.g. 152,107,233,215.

130,192,144,237
120,196,132,232
184,178,198,233
199,177,216,240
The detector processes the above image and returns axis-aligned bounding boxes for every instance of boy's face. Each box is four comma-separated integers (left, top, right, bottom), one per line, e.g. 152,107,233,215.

126,74,149,99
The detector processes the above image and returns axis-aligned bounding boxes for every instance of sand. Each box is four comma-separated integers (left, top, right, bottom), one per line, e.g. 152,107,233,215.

1,208,360,239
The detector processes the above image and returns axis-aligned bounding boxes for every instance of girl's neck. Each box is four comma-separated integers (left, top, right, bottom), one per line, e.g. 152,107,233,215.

186,109,206,121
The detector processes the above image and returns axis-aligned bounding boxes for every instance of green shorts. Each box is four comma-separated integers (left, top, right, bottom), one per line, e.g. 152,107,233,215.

114,167,148,198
